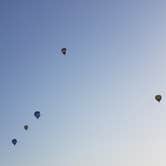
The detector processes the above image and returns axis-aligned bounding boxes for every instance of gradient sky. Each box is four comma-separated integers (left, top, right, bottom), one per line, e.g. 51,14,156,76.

1,0,166,165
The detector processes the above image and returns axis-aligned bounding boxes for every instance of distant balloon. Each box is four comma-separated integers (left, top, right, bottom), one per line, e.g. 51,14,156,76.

12,138,17,146
61,48,67,55
24,125,28,130
155,95,162,102
34,111,40,119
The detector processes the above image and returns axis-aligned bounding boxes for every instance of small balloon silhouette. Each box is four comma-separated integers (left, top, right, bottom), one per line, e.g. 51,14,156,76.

34,111,40,119
155,95,162,102
24,125,28,130
12,138,17,146
61,48,67,55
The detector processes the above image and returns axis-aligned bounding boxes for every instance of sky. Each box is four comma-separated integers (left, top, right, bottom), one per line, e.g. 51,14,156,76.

1,0,166,165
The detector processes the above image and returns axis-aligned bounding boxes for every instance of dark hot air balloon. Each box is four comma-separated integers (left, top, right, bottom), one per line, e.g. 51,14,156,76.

155,95,162,102
61,48,67,55
24,125,28,130
34,111,40,119
12,138,17,146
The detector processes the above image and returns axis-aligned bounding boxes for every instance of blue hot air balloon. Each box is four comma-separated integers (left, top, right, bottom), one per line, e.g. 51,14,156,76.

12,138,17,146
34,111,40,119
61,48,67,55
24,125,28,130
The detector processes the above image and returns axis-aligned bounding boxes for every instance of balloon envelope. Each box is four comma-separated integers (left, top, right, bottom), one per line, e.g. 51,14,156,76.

155,95,162,102
34,111,40,119
12,139,17,146
24,125,28,130
61,48,67,55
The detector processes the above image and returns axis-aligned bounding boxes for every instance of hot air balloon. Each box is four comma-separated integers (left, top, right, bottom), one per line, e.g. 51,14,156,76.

24,125,28,130
12,138,17,146
61,48,67,55
34,111,40,119
155,95,162,102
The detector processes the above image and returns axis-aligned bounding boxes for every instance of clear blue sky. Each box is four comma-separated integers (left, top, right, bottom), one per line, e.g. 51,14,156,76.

1,0,166,165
